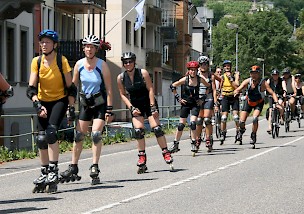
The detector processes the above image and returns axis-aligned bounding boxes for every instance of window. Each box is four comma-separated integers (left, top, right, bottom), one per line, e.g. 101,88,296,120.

141,27,145,48
20,27,28,83
126,20,131,44
6,25,15,83
48,8,52,29
134,28,138,46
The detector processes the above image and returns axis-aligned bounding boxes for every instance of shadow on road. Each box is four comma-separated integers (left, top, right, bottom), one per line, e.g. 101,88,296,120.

102,178,158,184
0,207,47,213
0,196,60,205
59,183,124,194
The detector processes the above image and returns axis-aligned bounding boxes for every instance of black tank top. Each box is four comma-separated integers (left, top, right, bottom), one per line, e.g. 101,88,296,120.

122,68,149,103
247,78,264,101
182,75,200,105
269,77,283,95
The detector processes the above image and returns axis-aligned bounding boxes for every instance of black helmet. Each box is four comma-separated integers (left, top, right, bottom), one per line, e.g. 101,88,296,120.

121,52,136,61
295,73,301,78
282,68,291,74
271,69,279,75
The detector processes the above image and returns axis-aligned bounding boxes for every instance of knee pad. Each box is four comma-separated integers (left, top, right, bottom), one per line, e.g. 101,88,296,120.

190,121,196,130
134,128,145,139
91,131,102,144
252,116,259,124
177,123,185,131
196,117,203,125
221,115,227,123
36,131,48,149
204,117,211,126
239,121,245,129
233,114,239,122
45,125,58,145
75,131,85,142
153,125,164,138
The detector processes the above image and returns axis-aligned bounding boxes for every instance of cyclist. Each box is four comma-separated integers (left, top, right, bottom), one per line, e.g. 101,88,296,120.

212,67,223,126
169,60,210,154
196,55,218,152
218,60,240,144
282,68,297,119
294,73,304,118
234,65,279,149
27,30,76,193
117,52,173,173
266,69,285,133
0,73,14,116
60,35,113,185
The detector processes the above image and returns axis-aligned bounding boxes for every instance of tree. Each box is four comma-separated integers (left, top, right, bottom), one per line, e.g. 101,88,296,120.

212,10,294,80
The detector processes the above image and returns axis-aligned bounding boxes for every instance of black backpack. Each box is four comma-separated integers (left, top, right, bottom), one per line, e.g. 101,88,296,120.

37,54,67,94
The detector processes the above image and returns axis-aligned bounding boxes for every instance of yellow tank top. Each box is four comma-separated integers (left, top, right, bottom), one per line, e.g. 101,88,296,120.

222,73,234,96
30,54,71,102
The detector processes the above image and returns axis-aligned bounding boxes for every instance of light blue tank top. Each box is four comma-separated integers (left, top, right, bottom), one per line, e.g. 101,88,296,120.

79,58,103,95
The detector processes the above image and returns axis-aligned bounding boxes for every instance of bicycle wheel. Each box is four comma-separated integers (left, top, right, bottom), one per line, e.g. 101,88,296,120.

275,109,280,137
271,109,276,139
284,109,289,132
215,112,221,139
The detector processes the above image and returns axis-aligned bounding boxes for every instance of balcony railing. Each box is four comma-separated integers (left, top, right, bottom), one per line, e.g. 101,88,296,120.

58,40,106,65
146,50,162,68
146,6,162,26
55,0,106,14
160,26,177,43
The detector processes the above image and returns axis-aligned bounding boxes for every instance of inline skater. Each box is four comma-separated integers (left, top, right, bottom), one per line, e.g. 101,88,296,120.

196,55,218,152
282,68,297,119
27,30,76,193
234,65,279,149
60,35,113,185
117,52,173,173
169,60,210,156
294,73,304,118
218,60,241,145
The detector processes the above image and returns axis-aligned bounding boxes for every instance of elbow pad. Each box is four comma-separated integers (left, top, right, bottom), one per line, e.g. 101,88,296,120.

26,85,38,100
67,83,77,98
170,84,176,92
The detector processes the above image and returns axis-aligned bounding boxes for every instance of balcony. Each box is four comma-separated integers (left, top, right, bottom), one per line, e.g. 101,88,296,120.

146,6,162,26
58,40,106,65
160,26,177,43
0,0,44,20
54,0,106,14
146,50,162,68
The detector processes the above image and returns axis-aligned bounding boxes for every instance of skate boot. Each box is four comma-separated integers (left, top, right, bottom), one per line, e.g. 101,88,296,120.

32,166,48,193
168,141,180,153
235,129,242,145
90,164,100,185
250,132,257,149
162,149,174,171
219,130,226,145
59,164,81,183
206,138,213,153
191,140,198,157
137,152,147,174
45,164,59,194
196,137,202,150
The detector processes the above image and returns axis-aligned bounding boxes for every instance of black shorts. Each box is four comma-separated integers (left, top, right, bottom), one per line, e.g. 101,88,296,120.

131,100,158,118
199,93,214,110
221,95,239,112
180,104,199,118
242,100,264,113
38,96,69,131
78,104,106,121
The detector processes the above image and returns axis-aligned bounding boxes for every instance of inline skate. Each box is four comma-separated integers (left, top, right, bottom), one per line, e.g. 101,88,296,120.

168,140,180,153
90,164,100,185
45,164,59,194
234,129,242,145
59,164,81,183
137,152,147,174
162,149,174,171
206,137,213,153
219,130,226,145
191,140,198,157
250,132,257,149
32,166,48,193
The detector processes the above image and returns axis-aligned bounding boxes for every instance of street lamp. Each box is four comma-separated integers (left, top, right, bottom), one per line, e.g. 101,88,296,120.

226,23,239,72
257,58,265,78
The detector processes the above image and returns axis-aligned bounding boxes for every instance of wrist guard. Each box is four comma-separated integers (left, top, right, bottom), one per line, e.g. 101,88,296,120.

67,105,76,121
67,83,77,98
150,104,158,113
26,85,38,100
33,100,42,114
3,86,14,97
175,94,181,102
170,84,176,92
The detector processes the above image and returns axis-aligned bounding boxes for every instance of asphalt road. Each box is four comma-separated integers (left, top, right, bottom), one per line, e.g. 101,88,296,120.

0,118,304,214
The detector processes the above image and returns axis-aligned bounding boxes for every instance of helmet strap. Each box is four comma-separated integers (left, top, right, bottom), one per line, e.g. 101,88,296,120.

43,48,54,56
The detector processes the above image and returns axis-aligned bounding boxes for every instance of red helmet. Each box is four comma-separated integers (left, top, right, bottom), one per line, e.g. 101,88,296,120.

187,61,199,69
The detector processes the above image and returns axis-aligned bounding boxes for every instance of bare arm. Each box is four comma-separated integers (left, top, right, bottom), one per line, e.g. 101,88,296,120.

234,78,250,95
232,71,240,88
265,81,278,103
102,62,113,107
117,74,132,109
212,74,217,104
291,76,297,95
0,73,10,91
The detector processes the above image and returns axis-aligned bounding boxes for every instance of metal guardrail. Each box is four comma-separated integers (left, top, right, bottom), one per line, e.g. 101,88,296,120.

0,105,181,152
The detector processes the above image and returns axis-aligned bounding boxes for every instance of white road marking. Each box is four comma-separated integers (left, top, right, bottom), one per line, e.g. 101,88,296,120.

83,135,304,214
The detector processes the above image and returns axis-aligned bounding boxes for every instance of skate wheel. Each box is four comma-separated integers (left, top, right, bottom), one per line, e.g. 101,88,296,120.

239,141,242,145
137,165,147,174
76,176,81,181
91,178,100,185
169,164,174,171
220,141,224,145
192,152,196,157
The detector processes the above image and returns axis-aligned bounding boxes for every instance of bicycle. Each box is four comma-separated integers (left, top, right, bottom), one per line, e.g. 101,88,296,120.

214,110,221,139
270,103,280,139
284,95,292,132
295,96,302,128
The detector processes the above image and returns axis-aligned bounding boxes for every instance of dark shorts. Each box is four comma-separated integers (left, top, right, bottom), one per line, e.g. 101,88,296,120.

221,95,239,112
242,100,264,113
180,104,199,118
131,100,158,118
38,96,69,131
199,93,214,110
78,104,106,121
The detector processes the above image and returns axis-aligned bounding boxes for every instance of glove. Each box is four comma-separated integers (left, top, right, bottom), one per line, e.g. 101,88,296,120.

33,100,42,114
67,106,76,121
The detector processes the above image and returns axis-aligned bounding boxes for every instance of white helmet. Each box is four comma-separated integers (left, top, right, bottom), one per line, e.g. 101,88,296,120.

198,55,210,65
82,35,100,47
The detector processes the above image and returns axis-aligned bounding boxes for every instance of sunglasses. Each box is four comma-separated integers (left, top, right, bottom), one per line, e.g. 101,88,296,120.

123,60,134,65
295,76,301,79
